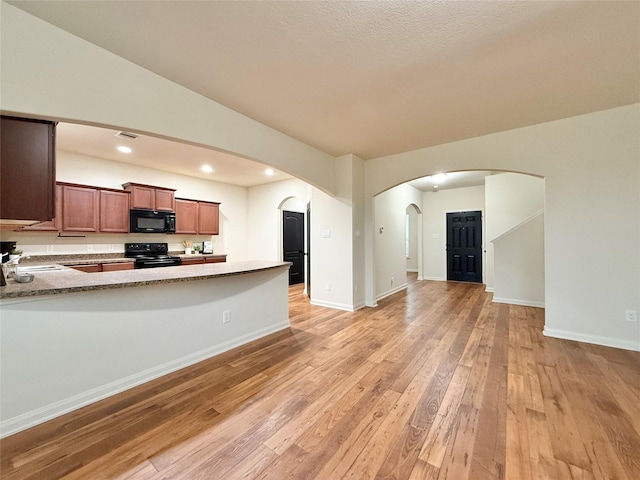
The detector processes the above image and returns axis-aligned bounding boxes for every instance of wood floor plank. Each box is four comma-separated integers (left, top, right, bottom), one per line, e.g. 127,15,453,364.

2,275,639,480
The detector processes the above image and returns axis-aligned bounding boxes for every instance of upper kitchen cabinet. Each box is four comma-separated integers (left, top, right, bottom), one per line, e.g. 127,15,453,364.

0,116,56,223
174,198,198,234
198,201,220,235
61,184,100,232
99,189,130,233
175,198,220,235
122,182,175,211
19,184,63,232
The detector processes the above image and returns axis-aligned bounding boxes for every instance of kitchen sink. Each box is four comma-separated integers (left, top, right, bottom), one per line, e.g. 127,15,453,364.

17,265,67,273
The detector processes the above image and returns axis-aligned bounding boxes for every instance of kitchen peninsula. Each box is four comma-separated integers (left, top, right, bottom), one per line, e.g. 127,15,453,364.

0,260,291,437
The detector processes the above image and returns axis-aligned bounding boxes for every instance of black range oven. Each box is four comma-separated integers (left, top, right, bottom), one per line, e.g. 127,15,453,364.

124,243,182,269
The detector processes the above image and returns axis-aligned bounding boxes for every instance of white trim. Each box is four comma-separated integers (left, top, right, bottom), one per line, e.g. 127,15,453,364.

0,322,290,438
543,328,640,352
490,209,544,243
493,296,545,308
485,286,495,293
310,299,362,311
423,276,446,282
406,268,418,273
376,283,408,301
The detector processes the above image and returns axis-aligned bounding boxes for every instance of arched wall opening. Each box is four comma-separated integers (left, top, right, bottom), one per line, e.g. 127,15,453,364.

370,170,545,307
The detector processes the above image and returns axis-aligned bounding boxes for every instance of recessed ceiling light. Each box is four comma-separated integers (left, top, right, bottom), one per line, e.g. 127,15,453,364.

117,145,132,154
433,173,447,183
201,165,214,173
265,168,275,176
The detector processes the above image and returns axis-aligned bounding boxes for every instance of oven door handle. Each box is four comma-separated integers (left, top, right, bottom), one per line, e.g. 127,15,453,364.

141,259,176,266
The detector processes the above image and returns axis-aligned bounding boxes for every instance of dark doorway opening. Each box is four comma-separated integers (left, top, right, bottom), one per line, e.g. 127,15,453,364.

446,210,483,283
283,210,305,286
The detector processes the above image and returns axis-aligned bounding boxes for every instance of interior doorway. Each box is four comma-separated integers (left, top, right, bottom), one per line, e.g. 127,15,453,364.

283,210,305,286
446,210,483,283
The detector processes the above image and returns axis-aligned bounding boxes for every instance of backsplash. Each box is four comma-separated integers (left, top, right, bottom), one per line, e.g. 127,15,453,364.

0,232,222,258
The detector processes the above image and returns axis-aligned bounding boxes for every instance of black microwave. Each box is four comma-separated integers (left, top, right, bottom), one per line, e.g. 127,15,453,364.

129,209,176,234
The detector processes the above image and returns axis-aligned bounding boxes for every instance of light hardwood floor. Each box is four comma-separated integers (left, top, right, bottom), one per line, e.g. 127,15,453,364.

2,275,639,479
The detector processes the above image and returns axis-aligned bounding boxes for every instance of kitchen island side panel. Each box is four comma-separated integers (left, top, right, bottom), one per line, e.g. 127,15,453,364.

0,266,289,437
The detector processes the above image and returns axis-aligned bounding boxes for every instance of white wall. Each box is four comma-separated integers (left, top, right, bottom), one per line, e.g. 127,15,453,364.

374,183,422,300
309,155,365,311
492,212,545,307
422,186,485,281
485,172,545,290
366,105,640,351
247,178,309,261
3,151,248,260
0,266,290,436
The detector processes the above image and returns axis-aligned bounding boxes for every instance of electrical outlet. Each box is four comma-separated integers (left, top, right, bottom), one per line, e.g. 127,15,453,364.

223,310,230,323
87,245,93,252
355,283,359,293
625,310,637,322
391,274,395,285
45,245,53,253
326,283,331,291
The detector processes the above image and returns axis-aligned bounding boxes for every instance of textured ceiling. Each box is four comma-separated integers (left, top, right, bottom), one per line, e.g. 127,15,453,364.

9,1,640,160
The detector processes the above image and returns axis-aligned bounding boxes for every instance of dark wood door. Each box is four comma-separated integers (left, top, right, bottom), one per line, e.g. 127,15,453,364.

283,210,305,286
446,211,483,283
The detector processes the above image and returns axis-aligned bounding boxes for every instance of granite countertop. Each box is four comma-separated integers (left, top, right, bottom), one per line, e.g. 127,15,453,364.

0,260,290,300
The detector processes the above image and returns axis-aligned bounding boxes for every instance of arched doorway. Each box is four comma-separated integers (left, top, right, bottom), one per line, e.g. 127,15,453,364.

371,171,545,307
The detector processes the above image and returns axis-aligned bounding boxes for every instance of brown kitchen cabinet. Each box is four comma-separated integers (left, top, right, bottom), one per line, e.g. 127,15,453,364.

181,257,205,266
69,264,102,273
204,255,226,264
67,262,133,273
99,190,130,233
175,198,220,235
198,202,220,235
0,116,56,222
174,198,198,234
122,182,175,211
61,184,100,232
101,262,134,272
20,184,63,232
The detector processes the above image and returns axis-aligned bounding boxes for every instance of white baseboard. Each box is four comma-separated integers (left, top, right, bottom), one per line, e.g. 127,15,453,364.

406,268,418,273
376,283,408,301
543,328,640,352
423,276,446,282
492,296,545,308
485,286,494,293
0,321,290,438
310,299,362,311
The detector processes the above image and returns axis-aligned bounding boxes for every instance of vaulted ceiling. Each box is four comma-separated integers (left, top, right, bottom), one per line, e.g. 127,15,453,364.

10,1,640,163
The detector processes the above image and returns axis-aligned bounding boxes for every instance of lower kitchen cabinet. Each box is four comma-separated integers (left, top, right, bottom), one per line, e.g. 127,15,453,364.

68,262,134,273
101,262,134,272
181,257,205,266
68,264,101,273
205,255,226,263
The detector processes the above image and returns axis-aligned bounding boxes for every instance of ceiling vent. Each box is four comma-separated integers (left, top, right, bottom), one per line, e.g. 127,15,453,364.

115,131,138,140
